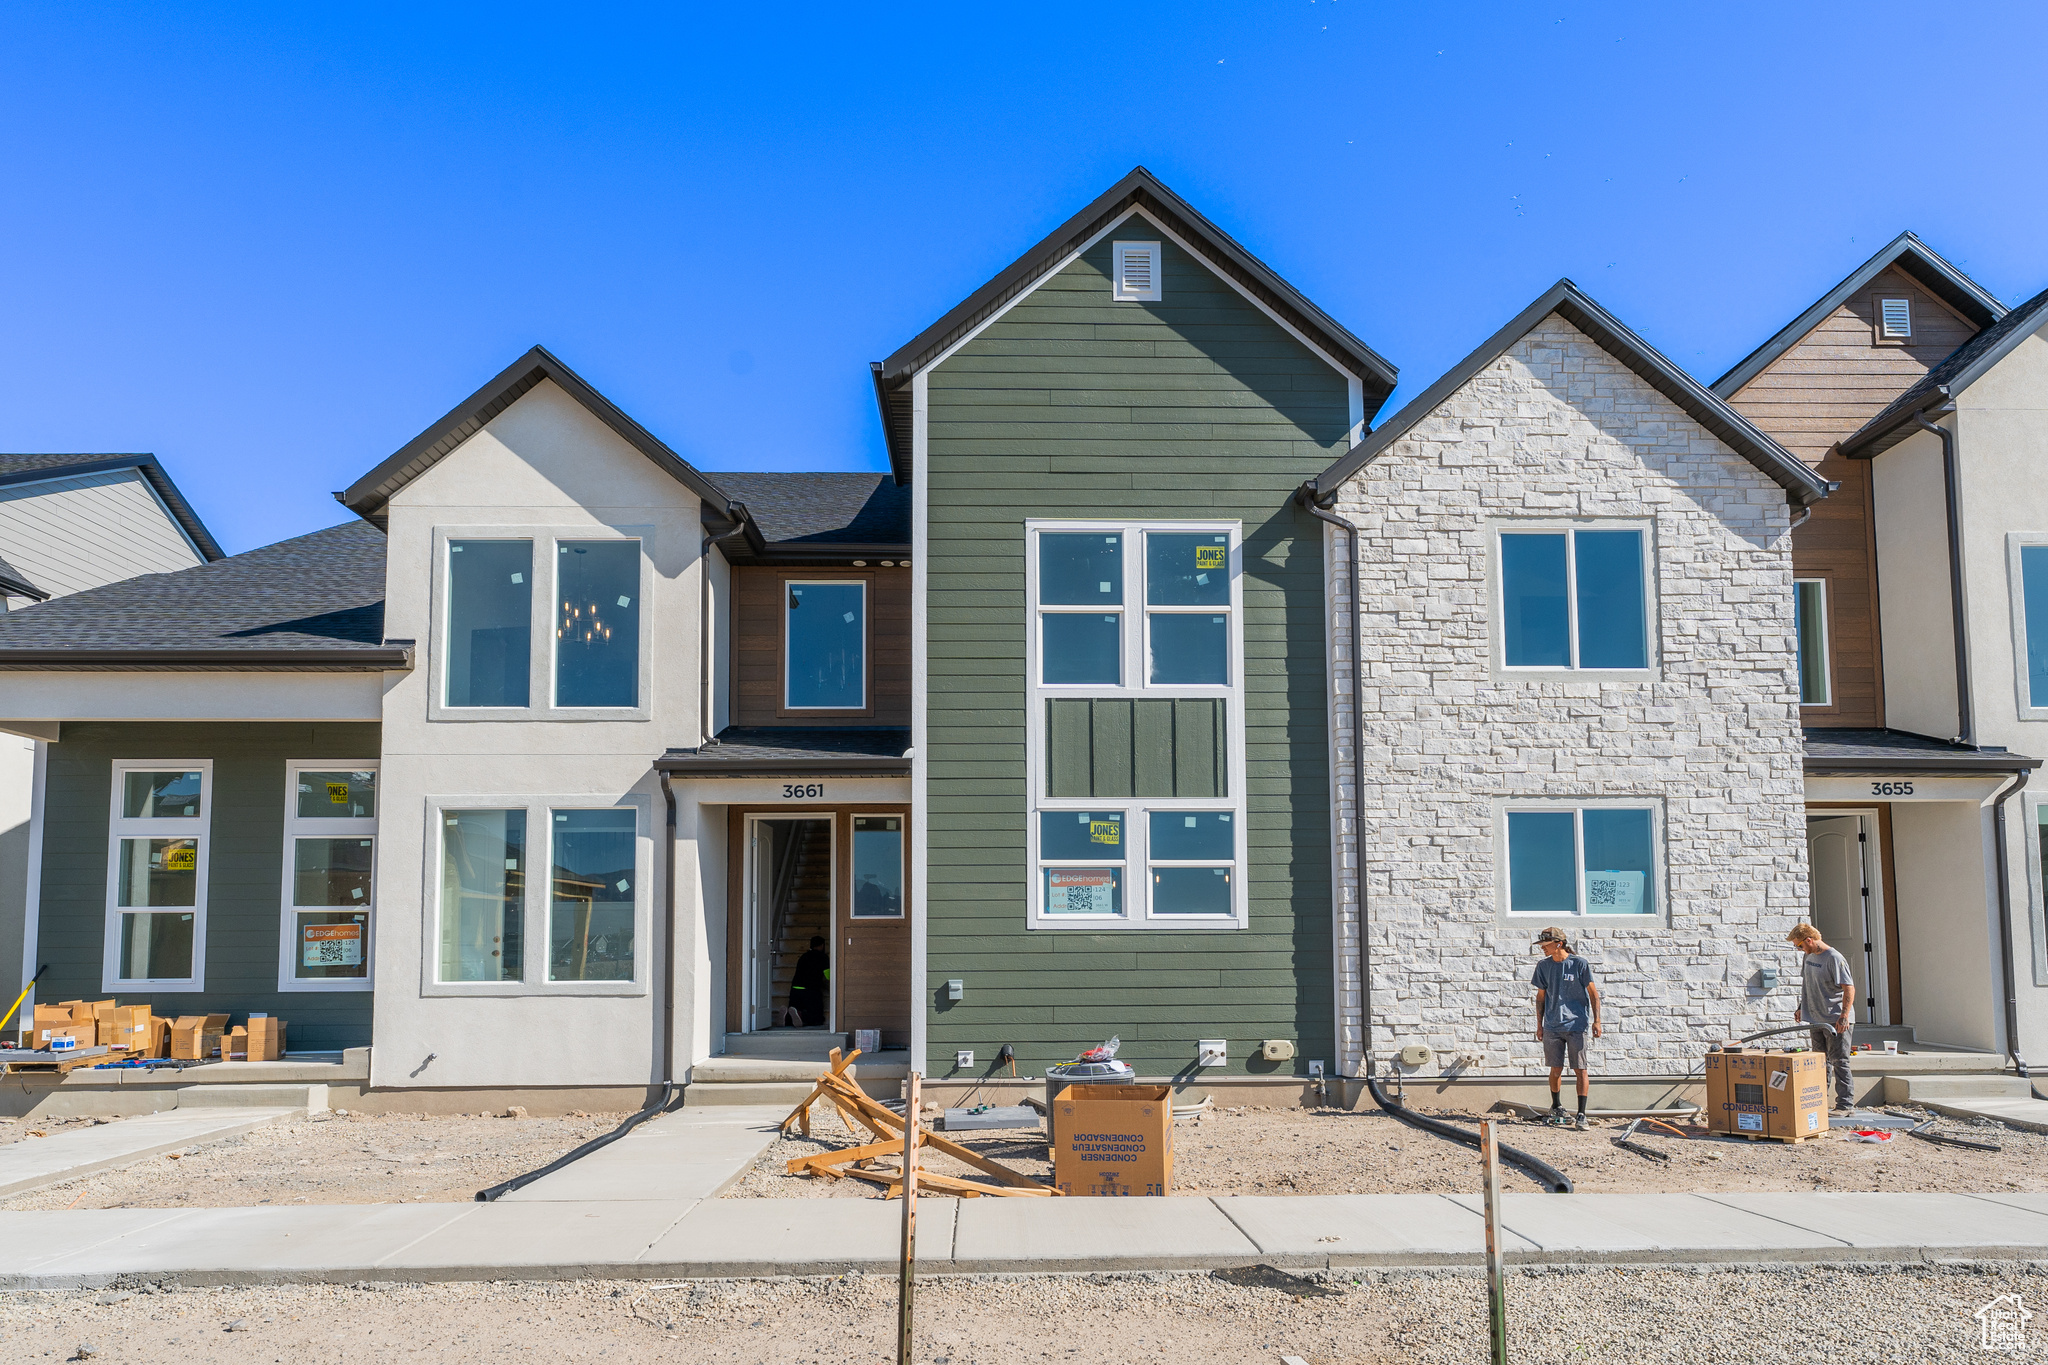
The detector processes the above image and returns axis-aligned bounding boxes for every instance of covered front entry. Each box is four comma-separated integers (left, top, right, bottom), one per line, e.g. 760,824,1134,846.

727,805,910,1049
1805,809,1895,1027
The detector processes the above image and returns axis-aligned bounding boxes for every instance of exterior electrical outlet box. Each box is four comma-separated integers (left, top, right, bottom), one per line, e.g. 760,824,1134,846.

1197,1039,1227,1067
1398,1044,1432,1067
1260,1039,1295,1062
1758,967,1780,989
945,979,964,1001
956,1050,974,1069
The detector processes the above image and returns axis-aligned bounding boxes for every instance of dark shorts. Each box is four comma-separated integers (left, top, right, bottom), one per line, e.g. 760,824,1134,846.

1542,1029,1588,1071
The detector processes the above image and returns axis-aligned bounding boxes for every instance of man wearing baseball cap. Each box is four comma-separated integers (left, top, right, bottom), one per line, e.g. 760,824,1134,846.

1531,927,1601,1128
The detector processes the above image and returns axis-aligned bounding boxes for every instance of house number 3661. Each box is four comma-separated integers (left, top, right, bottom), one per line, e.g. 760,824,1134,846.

782,783,826,799
1869,781,1914,796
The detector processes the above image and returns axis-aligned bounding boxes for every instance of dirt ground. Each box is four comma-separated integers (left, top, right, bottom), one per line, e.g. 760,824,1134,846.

728,1101,2048,1198
2,1262,2040,1364
0,1110,631,1211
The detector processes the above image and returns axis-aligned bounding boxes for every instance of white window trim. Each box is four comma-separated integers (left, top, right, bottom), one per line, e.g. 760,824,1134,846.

2017,792,2048,989
277,760,377,994
102,759,212,991
1024,519,1248,931
1795,578,1833,707
427,524,655,723
782,578,870,712
421,792,653,997
2005,533,2048,722
1489,519,1659,679
1111,240,1162,303
1494,798,1666,924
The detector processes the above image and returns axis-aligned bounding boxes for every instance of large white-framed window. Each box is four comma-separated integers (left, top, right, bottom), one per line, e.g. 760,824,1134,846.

783,579,868,711
1025,520,1248,931
104,760,211,989
1795,578,1832,707
2006,535,2048,721
1497,799,1663,921
425,792,651,996
429,525,653,722
279,762,377,992
1493,521,1655,674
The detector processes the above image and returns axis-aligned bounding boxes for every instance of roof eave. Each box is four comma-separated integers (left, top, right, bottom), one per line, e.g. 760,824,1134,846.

0,646,413,672
1804,752,2040,774
0,573,50,602
1711,232,2007,399
1314,281,1830,507
653,755,911,777
0,455,225,562
340,348,737,527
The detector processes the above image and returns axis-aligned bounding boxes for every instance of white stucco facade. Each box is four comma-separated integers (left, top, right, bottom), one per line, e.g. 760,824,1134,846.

370,379,716,1091
1324,316,1810,1079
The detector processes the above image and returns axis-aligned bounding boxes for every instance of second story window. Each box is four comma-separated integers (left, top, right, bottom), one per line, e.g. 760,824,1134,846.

556,541,640,707
785,580,866,709
447,540,531,707
1498,525,1651,671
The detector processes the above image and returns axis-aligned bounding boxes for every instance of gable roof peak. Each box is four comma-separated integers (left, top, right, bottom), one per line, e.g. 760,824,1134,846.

869,166,1398,483
1712,231,2005,398
1842,277,2048,458
1313,278,1831,507
340,345,738,528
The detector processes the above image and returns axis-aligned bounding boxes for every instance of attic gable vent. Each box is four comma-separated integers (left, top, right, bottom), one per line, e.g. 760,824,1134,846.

1879,296,1912,339
1112,240,1162,302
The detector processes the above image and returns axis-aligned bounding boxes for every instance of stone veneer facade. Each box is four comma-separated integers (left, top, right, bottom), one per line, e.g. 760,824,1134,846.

1324,316,1810,1078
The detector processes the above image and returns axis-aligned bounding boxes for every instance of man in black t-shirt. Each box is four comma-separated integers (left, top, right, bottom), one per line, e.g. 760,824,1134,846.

789,936,830,1027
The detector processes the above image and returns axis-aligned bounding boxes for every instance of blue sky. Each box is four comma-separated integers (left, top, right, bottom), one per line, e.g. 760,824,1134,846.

4,3,2046,554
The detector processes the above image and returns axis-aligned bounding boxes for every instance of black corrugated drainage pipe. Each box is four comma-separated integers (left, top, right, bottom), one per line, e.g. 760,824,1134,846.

473,769,687,1201
1363,1074,1574,1194
1990,768,2033,1079
1909,411,1975,747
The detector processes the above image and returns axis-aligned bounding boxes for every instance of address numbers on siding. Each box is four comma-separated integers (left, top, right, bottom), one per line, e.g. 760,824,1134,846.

1869,781,1914,797
781,784,827,799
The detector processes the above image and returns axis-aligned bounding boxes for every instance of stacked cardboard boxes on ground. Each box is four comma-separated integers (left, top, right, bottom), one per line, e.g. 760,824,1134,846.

14,1000,285,1061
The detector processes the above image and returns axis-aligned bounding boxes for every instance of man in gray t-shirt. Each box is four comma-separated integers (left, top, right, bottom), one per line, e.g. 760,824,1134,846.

1789,923,1857,1110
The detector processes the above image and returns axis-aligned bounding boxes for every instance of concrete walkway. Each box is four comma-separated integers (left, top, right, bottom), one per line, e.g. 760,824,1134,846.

497,1104,785,1203
0,1108,301,1199
2,1190,2047,1288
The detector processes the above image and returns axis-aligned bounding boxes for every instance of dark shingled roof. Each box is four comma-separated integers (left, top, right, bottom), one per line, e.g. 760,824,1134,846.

701,472,909,546
0,521,405,670
1803,728,2039,773
1842,282,2048,458
0,453,225,562
656,726,911,776
0,552,47,601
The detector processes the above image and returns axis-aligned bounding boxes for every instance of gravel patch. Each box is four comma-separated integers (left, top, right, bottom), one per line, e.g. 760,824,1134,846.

0,1110,631,1210
0,1114,125,1150
728,1101,2048,1199
1,1262,2042,1362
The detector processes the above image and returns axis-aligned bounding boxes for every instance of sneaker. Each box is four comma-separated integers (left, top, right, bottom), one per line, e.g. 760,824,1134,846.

1572,1113,1588,1131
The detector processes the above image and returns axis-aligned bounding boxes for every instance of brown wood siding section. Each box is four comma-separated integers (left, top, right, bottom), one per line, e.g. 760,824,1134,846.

834,809,911,1048
731,566,910,726
1729,267,1982,730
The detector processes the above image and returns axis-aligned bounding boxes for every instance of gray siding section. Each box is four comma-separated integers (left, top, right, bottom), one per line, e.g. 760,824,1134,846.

35,722,379,1051
926,232,1351,1077
0,470,203,600
1045,698,1226,799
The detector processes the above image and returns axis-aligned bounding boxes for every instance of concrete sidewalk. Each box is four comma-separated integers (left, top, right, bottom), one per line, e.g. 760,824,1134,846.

3,1190,2047,1288
497,1105,785,1203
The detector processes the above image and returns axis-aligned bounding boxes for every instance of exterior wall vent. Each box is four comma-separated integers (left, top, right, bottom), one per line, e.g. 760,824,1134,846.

1878,296,1912,339
1112,241,1162,302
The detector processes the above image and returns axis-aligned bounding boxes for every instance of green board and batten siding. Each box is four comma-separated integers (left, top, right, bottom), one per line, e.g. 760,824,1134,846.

924,232,1352,1077
35,722,378,1051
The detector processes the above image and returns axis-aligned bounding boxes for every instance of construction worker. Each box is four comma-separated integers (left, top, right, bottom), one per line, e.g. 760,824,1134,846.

1788,922,1857,1113
1531,926,1601,1129
789,935,830,1028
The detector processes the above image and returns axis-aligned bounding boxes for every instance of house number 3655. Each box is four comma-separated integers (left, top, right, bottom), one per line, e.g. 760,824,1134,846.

782,783,826,799
1870,781,1914,796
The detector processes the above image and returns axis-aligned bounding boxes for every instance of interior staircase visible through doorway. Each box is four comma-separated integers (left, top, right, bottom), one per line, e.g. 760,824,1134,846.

766,821,832,1026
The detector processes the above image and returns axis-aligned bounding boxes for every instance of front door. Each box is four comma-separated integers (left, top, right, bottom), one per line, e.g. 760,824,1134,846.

745,815,834,1031
1806,812,1888,1025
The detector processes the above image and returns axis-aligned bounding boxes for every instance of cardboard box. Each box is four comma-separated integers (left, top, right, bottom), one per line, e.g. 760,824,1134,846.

42,1023,97,1050
223,1025,247,1061
30,1004,74,1047
61,999,113,1027
170,1014,229,1061
103,1007,167,1058
1050,1083,1173,1196
1704,1048,1827,1140
243,1016,287,1062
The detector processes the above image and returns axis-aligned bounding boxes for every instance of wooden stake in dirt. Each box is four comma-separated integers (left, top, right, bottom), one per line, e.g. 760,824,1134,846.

1479,1119,1507,1365
897,1071,920,1365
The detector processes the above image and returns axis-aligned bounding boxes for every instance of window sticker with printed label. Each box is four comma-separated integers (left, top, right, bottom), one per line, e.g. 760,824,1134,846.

303,921,364,967
1045,869,1121,916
